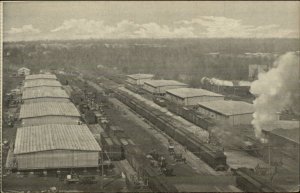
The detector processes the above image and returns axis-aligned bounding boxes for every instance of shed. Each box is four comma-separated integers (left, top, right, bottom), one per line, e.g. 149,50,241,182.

262,120,299,145
25,74,57,80
14,124,101,170
143,80,188,96
24,79,62,88
166,88,224,106
197,100,254,126
17,67,30,76
262,121,299,161
126,74,154,85
19,102,81,126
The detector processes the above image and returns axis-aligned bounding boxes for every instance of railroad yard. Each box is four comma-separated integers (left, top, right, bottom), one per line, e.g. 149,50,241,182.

3,2,300,192
2,56,299,193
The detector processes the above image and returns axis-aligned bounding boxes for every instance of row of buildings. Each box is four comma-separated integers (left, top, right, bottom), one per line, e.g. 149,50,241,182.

126,74,254,126
12,73,101,171
125,73,299,162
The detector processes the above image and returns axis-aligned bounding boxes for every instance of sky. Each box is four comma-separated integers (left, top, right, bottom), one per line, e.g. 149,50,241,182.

3,1,300,41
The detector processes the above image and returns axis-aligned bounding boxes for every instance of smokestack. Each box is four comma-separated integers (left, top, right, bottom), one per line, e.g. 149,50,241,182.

250,52,300,139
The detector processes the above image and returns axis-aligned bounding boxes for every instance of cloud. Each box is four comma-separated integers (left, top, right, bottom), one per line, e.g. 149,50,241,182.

6,25,41,34
135,23,195,38
176,16,299,38
50,19,196,39
4,17,299,41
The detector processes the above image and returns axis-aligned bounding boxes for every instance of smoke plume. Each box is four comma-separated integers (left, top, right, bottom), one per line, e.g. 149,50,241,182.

250,52,300,138
201,77,234,86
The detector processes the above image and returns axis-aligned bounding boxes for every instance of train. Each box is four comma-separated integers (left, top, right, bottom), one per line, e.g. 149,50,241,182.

124,144,178,192
166,103,214,130
114,88,228,171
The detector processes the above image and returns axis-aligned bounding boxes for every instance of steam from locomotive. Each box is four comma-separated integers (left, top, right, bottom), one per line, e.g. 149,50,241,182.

250,52,300,139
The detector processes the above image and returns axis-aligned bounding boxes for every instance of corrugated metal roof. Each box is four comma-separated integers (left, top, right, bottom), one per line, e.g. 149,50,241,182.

14,124,101,154
22,87,69,99
127,74,154,80
22,86,69,100
166,88,223,99
19,102,80,118
24,98,70,104
21,116,80,127
25,74,57,80
24,79,62,88
144,80,187,87
198,100,254,116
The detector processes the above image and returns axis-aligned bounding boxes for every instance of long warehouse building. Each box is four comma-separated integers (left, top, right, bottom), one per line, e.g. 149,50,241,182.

166,87,224,106
14,124,101,170
126,74,154,86
197,100,254,126
22,86,70,103
25,74,57,80
19,101,81,126
143,80,188,96
24,79,62,88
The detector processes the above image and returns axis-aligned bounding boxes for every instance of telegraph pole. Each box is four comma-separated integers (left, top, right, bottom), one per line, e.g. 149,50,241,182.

101,150,104,190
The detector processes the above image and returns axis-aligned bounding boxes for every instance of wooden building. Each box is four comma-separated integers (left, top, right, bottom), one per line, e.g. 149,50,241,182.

143,80,188,96
14,124,101,170
19,101,81,126
197,100,254,126
165,88,224,106
17,67,30,76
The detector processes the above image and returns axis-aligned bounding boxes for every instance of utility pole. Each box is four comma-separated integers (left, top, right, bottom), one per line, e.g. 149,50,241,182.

268,143,272,181
101,150,104,190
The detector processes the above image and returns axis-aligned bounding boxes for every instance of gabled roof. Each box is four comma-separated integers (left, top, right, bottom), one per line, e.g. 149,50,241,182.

25,74,57,80
18,67,30,71
127,74,154,80
19,101,80,118
22,87,69,100
24,79,62,88
166,88,223,99
198,100,254,116
14,124,101,154
144,80,187,87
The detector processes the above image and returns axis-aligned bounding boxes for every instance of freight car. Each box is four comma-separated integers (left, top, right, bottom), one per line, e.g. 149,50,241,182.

100,130,123,161
114,89,228,171
124,145,178,192
232,167,283,192
166,103,214,130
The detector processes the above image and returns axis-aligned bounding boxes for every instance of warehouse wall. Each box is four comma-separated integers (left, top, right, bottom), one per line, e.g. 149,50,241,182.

166,94,224,106
16,150,99,170
157,85,188,95
24,98,70,104
228,113,253,125
165,93,184,105
197,106,252,126
197,107,228,124
22,116,80,127
137,78,152,85
185,96,224,106
127,77,137,85
127,77,153,85
142,84,156,94
143,84,188,95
